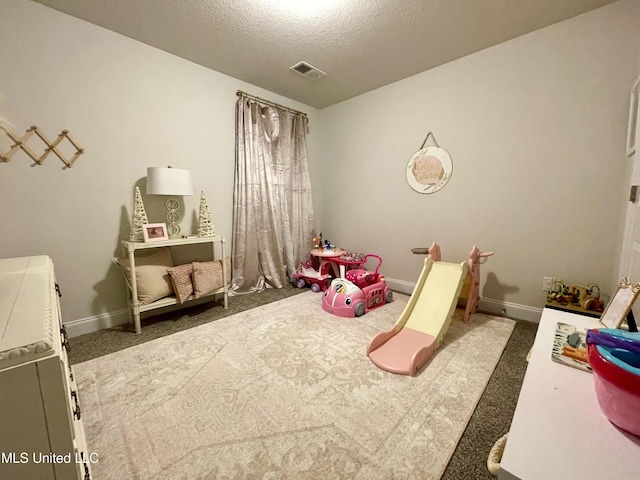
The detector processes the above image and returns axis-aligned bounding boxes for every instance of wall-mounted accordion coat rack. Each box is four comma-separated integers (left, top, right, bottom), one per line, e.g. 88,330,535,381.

0,125,85,168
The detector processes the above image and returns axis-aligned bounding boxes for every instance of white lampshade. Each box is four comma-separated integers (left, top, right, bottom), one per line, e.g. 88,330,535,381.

146,167,194,196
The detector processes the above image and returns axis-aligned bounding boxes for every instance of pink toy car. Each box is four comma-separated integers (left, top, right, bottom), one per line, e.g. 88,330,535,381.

293,259,332,292
322,277,392,317
346,254,384,289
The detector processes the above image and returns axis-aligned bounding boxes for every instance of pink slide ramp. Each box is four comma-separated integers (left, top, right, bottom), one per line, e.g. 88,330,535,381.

367,256,468,376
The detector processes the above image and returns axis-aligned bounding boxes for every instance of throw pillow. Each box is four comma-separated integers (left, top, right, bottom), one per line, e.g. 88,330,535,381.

113,247,174,305
167,263,194,304
192,257,231,299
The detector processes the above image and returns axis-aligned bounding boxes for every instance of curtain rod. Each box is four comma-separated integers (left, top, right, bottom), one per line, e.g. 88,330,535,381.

236,90,308,118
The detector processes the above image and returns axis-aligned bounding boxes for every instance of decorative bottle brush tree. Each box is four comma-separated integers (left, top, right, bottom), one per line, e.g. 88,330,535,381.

197,190,215,237
129,186,149,241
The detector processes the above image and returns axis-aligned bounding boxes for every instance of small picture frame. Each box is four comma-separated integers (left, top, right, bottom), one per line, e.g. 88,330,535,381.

142,223,169,242
599,278,640,329
626,76,640,157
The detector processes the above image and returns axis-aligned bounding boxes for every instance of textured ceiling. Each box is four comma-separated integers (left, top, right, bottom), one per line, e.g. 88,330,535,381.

32,0,618,109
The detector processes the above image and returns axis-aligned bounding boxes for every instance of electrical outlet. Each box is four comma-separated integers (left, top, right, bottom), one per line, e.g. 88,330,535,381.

542,277,555,292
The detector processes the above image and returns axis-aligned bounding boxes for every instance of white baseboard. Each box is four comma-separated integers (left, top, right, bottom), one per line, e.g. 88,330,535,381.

386,277,542,323
65,278,543,337
386,278,416,295
63,295,225,337
477,298,542,323
64,309,130,338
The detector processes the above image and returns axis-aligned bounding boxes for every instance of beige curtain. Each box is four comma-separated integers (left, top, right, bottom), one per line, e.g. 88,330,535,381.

231,96,315,294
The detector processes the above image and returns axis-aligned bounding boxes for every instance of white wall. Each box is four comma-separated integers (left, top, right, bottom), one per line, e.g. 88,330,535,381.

316,0,640,315
0,0,321,326
1,0,639,328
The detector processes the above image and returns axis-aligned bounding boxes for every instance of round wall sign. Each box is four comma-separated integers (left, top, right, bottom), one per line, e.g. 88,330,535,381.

406,146,453,194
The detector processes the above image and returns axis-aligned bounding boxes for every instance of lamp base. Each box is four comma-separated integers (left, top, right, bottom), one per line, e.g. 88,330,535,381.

165,197,182,238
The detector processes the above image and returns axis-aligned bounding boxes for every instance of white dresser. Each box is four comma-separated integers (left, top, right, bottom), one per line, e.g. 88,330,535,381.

0,256,92,480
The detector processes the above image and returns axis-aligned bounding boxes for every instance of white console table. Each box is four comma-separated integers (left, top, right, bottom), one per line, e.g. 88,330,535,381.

121,236,228,334
499,308,640,480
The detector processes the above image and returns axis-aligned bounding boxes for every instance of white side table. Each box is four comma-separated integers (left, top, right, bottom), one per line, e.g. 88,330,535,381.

499,308,640,480
121,235,229,334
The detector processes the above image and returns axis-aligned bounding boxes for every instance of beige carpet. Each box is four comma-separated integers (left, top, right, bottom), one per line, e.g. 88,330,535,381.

75,291,515,479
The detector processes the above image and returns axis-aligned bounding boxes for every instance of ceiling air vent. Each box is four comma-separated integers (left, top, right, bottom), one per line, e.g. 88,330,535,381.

290,61,326,80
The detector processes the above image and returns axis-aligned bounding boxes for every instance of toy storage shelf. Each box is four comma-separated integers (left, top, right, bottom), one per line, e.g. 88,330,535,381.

121,236,228,334
544,299,602,318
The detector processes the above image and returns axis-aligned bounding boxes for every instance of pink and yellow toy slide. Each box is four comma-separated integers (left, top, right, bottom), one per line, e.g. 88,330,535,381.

367,255,467,376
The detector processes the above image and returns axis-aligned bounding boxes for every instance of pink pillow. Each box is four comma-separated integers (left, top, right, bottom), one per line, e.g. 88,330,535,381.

167,263,194,304
192,257,231,299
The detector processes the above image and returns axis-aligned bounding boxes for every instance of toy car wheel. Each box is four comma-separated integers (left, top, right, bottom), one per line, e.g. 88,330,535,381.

295,278,306,289
354,301,366,317
385,291,393,304
311,283,321,293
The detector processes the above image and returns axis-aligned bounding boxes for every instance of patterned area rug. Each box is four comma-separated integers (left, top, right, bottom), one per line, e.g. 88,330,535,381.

75,291,515,479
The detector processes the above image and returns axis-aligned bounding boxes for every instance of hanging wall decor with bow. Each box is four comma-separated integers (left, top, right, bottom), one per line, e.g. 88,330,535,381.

405,131,452,194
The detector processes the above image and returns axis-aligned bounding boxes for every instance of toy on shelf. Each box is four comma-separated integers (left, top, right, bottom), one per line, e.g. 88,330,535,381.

367,242,493,375
313,233,323,250
322,253,392,317
547,281,604,313
313,232,337,252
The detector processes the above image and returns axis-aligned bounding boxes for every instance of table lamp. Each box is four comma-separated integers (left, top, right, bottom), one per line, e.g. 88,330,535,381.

146,166,193,238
